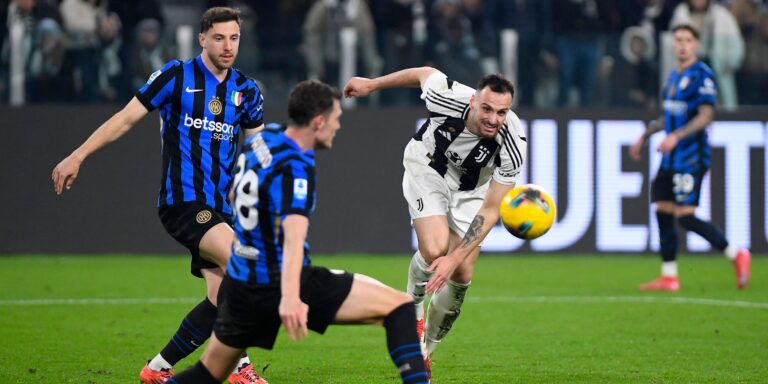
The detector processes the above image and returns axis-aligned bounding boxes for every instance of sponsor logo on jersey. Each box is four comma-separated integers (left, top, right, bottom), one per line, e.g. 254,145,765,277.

679,76,690,90
196,210,212,224
209,98,223,115
699,78,716,95
183,114,235,141
148,69,161,83
447,150,463,165
663,100,688,115
294,178,308,200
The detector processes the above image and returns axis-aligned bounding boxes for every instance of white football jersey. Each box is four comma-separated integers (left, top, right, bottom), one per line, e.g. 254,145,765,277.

410,71,527,191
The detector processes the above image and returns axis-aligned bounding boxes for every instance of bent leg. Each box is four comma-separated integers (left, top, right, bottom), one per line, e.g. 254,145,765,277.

170,333,244,383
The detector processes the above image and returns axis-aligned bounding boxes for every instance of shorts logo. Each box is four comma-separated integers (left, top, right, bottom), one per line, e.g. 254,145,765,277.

196,210,212,224
416,198,424,212
209,98,223,115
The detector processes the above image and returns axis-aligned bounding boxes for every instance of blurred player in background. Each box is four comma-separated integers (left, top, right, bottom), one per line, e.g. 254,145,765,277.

168,80,429,384
630,24,751,292
344,67,526,379
51,7,268,384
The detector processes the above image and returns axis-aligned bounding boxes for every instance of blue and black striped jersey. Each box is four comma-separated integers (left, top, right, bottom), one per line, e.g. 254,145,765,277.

661,60,717,173
227,129,316,285
135,55,265,214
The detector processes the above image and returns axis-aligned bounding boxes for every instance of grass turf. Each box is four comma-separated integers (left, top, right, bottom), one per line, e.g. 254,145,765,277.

0,254,766,383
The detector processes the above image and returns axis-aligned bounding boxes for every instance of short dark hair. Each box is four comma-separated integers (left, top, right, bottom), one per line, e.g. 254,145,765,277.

288,80,341,126
200,7,241,33
477,74,515,98
672,24,700,40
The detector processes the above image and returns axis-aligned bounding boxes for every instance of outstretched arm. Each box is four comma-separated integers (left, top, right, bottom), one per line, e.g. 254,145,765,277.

343,66,439,98
52,97,149,194
425,180,513,293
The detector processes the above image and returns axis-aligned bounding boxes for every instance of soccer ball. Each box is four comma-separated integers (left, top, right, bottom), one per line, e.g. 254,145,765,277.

499,184,556,240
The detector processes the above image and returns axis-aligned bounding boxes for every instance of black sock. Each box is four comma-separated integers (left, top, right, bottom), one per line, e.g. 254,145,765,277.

678,215,728,250
384,303,429,384
160,298,217,366
167,361,219,384
657,211,678,262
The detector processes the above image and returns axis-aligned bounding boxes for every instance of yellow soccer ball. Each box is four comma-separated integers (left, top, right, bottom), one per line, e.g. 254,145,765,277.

499,184,556,240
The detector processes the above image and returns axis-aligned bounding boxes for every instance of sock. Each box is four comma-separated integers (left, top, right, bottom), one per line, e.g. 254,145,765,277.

148,354,172,371
232,354,250,374
384,303,429,384
723,244,739,260
406,251,432,320
159,298,218,366
662,261,678,278
657,211,678,263
424,280,470,357
678,215,729,251
167,361,219,384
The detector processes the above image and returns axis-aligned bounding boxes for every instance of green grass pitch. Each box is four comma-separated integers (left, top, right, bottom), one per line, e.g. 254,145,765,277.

0,254,766,383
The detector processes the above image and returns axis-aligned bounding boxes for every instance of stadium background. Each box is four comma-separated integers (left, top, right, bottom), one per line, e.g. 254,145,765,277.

1,0,766,254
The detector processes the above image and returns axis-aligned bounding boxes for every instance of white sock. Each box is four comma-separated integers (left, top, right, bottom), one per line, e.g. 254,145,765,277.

425,280,470,357
724,244,738,260
662,261,678,277
233,356,250,373
148,354,172,371
407,251,432,320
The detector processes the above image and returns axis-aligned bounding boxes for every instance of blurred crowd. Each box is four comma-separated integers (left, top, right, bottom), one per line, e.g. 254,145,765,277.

1,0,766,109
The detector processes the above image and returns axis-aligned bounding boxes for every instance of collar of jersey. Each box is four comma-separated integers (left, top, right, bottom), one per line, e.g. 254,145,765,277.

276,131,315,157
195,55,232,84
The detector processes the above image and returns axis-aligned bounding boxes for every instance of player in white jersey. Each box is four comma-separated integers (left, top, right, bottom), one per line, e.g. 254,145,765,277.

344,67,526,378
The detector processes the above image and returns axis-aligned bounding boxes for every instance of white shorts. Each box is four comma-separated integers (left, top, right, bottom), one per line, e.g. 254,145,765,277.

402,140,488,237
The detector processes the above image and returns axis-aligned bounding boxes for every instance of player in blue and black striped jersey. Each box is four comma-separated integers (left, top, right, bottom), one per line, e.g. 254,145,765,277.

169,81,429,384
52,7,267,384
630,24,751,292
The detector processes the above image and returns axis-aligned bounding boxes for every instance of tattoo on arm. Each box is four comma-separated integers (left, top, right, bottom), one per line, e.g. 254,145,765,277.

460,215,485,248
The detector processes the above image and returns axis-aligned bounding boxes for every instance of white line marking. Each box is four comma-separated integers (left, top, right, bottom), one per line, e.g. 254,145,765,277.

0,296,766,309
467,295,768,309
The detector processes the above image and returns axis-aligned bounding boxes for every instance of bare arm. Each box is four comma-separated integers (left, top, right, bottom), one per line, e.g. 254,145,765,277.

630,114,665,161
425,180,513,293
279,214,310,342
658,105,714,153
243,123,265,139
343,66,439,98
52,97,149,194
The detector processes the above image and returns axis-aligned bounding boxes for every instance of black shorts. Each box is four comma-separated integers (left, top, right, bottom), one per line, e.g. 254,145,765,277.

214,266,354,350
158,202,232,278
651,168,708,207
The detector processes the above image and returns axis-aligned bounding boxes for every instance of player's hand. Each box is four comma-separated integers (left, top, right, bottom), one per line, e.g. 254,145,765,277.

629,137,645,161
52,153,83,195
279,295,309,342
425,256,461,294
657,133,679,154
343,77,375,98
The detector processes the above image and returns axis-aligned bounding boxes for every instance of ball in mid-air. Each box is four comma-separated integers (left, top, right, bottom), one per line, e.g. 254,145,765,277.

499,184,556,240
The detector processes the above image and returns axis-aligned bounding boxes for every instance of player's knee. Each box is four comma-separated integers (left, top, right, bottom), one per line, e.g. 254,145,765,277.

419,243,449,263
677,215,697,230
452,268,473,284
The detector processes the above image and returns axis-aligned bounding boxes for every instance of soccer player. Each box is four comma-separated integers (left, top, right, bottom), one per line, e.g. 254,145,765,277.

167,80,429,384
343,67,526,377
629,24,751,292
51,7,268,384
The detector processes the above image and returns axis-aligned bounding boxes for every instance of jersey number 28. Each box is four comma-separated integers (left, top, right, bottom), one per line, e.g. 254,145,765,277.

232,154,260,230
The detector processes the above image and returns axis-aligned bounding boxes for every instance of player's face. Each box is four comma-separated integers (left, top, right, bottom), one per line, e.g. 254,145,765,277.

469,87,513,139
673,29,699,64
316,99,342,149
199,20,240,71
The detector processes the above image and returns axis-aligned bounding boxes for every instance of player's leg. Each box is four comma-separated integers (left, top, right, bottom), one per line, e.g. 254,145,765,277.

423,230,477,357
409,216,450,321
333,273,429,384
640,171,680,291
198,223,266,383
673,169,750,288
168,334,244,384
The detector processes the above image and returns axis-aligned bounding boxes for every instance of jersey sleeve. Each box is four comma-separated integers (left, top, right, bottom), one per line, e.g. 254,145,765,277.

272,163,315,218
135,60,182,112
494,116,527,186
695,73,717,106
419,70,473,117
241,81,265,129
